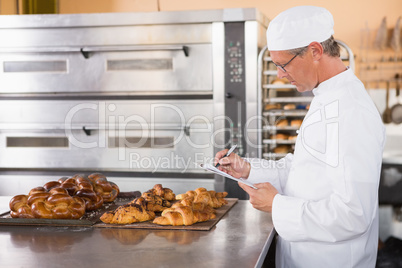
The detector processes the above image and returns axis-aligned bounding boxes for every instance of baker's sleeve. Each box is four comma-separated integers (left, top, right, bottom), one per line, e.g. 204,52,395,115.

245,154,293,194
272,104,385,242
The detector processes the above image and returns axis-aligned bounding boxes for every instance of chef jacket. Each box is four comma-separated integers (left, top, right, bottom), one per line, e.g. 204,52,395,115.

247,68,385,268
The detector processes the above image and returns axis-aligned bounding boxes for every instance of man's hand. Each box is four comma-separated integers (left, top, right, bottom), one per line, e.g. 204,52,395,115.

214,149,251,179
238,182,279,213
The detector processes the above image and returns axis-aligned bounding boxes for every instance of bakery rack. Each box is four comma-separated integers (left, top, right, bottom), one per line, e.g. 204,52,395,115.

257,40,355,160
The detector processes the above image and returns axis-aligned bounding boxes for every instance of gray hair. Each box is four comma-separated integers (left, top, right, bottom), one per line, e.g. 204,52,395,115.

288,36,340,57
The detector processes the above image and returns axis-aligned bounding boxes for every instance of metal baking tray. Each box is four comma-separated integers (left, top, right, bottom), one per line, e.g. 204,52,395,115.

94,198,238,231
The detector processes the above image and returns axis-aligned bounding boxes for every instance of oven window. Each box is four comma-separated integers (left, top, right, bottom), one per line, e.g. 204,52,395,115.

107,59,173,71
3,61,67,73
108,137,174,148
6,137,69,148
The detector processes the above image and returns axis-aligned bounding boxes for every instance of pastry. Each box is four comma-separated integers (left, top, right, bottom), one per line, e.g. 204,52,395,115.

175,187,228,208
145,184,176,201
100,197,155,224
153,205,214,226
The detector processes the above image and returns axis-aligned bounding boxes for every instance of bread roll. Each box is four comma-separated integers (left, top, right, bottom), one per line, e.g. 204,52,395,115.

283,104,296,110
270,133,289,140
276,119,289,127
273,145,290,154
288,135,298,141
290,119,303,127
264,103,281,110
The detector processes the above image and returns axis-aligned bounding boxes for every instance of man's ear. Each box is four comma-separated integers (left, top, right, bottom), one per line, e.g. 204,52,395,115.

309,42,323,60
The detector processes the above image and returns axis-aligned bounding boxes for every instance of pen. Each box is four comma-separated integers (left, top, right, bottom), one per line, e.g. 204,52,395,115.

215,144,237,168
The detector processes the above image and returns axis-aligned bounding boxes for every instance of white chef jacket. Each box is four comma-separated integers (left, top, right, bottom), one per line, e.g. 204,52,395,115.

247,68,385,268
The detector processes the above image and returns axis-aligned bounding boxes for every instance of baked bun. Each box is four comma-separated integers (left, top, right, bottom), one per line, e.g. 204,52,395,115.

290,119,303,127
283,104,296,110
270,133,289,140
273,145,291,154
264,103,281,110
276,119,289,127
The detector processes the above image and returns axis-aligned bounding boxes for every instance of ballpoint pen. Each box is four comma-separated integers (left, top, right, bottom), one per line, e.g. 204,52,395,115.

215,144,237,168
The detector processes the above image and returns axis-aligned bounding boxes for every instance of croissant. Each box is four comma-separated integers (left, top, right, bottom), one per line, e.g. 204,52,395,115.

176,188,228,208
172,198,215,215
153,205,215,226
100,197,155,224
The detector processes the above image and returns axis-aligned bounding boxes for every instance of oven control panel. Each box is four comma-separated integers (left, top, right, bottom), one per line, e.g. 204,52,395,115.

224,22,247,199
224,22,246,154
227,40,244,84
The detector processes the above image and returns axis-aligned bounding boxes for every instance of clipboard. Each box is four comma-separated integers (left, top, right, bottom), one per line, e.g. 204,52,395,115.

198,163,258,189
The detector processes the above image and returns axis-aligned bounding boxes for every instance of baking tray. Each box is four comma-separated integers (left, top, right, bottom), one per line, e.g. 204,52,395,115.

94,198,238,231
0,192,141,227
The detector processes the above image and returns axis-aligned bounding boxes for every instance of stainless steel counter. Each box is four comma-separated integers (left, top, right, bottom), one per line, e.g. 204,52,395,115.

0,199,275,268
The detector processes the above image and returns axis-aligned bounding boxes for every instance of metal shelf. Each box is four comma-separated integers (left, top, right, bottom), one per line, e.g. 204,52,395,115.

262,84,296,89
263,152,290,159
263,125,300,131
264,96,313,103
263,70,278,76
263,139,296,145
263,109,308,117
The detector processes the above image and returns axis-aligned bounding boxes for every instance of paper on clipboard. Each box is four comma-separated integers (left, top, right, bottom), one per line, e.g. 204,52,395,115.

198,163,258,189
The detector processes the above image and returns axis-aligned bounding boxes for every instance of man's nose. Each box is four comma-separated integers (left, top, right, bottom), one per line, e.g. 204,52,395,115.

276,68,287,79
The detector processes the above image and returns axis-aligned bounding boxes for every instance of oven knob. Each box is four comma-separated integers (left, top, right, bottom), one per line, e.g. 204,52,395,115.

226,92,233,99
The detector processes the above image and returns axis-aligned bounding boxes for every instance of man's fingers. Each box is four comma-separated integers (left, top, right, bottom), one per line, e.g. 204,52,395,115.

214,149,229,165
238,181,255,193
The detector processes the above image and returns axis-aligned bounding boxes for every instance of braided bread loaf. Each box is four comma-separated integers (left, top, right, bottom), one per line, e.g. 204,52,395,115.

9,172,120,218
88,173,120,203
9,188,86,219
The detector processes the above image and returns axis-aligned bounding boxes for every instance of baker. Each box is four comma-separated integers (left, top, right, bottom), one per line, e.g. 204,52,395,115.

215,6,385,268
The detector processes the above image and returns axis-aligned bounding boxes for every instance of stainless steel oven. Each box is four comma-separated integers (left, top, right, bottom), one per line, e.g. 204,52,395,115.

0,9,268,198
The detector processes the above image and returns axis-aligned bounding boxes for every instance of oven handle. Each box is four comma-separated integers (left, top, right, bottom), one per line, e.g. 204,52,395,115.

0,124,191,136
0,45,189,58
80,45,189,58
81,125,190,136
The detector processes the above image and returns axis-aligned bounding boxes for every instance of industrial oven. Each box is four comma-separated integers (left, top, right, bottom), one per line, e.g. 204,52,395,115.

0,9,268,198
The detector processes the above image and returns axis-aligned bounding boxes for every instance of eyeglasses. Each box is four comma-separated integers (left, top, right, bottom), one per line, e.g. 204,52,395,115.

273,52,300,73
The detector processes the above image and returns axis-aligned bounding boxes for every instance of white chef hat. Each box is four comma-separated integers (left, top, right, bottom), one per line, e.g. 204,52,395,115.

267,6,334,51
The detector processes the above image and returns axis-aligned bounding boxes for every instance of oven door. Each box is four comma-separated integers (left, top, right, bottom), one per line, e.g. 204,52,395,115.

0,99,214,173
0,44,212,94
